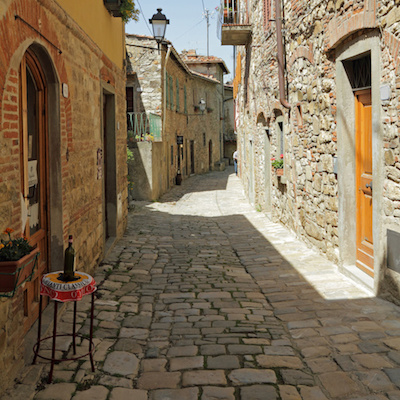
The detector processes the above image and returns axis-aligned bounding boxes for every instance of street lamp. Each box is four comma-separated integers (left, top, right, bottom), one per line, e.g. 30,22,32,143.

149,8,169,48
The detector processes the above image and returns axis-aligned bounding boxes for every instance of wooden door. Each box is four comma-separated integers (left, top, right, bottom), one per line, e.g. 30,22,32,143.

355,89,373,276
209,140,212,171
190,140,195,174
20,50,49,332
103,94,109,240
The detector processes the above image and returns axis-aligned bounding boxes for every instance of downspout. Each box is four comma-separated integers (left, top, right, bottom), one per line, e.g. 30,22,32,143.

275,0,290,109
162,44,172,136
163,44,172,188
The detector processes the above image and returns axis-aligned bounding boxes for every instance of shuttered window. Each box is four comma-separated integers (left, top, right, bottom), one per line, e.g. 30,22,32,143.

264,0,271,31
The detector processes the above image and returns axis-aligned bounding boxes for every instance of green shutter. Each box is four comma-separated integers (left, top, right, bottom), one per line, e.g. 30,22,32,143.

170,76,174,109
166,72,169,109
184,86,187,114
176,79,180,111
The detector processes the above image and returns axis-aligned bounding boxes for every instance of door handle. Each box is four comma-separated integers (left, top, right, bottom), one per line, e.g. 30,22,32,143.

365,182,373,190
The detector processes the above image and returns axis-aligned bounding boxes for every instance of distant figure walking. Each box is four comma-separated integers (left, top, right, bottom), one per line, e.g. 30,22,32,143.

233,150,238,175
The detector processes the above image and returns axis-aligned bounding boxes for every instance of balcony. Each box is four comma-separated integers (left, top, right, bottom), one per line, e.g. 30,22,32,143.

218,0,251,46
127,112,162,142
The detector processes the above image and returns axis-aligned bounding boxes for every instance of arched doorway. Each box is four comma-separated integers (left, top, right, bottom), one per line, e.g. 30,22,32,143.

19,45,61,333
20,49,49,331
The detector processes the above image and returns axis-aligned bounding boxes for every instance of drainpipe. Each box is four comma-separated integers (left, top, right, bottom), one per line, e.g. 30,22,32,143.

275,0,290,109
162,44,172,188
162,44,172,135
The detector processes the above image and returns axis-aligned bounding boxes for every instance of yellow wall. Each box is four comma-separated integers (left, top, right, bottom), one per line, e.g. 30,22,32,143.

57,0,125,69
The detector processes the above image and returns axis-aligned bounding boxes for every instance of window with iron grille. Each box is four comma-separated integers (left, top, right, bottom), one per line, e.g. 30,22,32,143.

343,54,371,91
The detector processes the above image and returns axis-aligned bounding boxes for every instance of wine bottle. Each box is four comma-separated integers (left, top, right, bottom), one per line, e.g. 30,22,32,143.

63,235,75,281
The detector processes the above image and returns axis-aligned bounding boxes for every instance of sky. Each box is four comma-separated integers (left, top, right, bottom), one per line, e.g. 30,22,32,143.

125,0,235,82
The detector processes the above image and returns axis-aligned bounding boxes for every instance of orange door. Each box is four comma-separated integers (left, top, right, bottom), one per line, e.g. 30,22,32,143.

20,50,49,332
355,89,373,276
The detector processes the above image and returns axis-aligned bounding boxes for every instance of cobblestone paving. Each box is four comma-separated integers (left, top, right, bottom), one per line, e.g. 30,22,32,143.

5,168,400,399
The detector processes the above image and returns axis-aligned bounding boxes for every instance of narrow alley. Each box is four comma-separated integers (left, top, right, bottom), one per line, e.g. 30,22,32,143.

7,168,400,400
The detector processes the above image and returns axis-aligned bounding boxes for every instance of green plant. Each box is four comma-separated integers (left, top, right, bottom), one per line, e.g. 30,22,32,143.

127,147,134,163
0,228,34,261
271,154,284,169
120,0,139,23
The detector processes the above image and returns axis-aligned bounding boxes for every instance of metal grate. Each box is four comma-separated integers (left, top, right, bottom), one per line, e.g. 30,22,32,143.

343,54,371,91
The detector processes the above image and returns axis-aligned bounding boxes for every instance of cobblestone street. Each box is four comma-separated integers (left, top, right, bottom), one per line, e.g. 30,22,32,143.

6,168,400,400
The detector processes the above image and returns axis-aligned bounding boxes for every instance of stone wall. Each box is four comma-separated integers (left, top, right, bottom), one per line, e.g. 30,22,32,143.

126,35,162,115
234,0,400,297
0,0,127,393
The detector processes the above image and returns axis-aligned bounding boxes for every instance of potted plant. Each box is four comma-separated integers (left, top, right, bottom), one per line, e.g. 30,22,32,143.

104,0,139,23
271,154,284,176
0,228,40,295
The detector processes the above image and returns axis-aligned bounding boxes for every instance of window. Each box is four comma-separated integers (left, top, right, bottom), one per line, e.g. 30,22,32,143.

171,145,174,165
343,54,371,90
126,87,134,112
176,78,180,112
296,104,303,127
276,116,284,157
203,132,206,146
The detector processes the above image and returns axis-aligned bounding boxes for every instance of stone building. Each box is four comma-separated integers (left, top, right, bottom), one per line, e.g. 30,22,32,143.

221,0,400,301
126,35,226,201
223,84,236,163
0,0,127,392
181,50,231,166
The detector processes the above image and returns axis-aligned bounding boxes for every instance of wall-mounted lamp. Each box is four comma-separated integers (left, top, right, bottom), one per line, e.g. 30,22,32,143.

191,98,206,115
198,98,206,114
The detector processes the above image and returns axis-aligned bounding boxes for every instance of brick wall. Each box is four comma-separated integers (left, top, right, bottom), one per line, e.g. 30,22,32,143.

0,0,127,392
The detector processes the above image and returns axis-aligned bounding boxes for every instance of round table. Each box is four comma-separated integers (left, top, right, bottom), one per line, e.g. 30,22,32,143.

33,271,96,383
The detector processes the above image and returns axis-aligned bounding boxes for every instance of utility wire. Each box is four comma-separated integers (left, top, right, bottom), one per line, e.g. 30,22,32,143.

136,0,153,36
172,18,204,42
201,0,205,11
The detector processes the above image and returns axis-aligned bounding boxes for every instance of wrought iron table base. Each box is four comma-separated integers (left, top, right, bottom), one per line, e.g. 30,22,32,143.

32,292,95,383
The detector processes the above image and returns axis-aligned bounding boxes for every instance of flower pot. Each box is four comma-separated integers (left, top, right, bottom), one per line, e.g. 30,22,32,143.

275,168,284,176
0,247,40,295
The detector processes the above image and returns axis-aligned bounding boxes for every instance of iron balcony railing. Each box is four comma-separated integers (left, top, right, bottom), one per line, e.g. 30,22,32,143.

217,0,249,39
127,112,162,142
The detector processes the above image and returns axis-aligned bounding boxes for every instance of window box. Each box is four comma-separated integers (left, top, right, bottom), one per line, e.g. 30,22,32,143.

0,248,40,297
